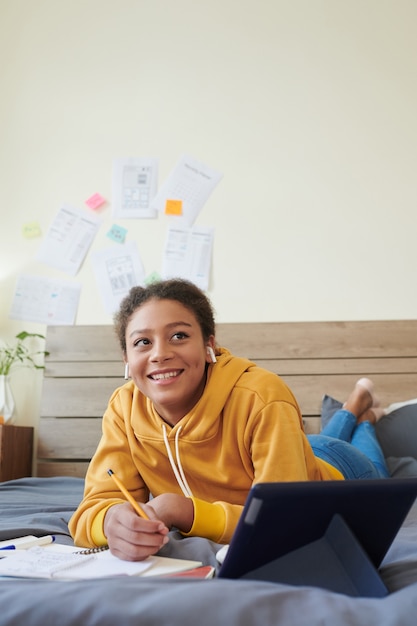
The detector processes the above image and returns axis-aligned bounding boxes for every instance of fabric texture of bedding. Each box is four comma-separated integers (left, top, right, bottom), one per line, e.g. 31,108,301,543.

1,476,417,626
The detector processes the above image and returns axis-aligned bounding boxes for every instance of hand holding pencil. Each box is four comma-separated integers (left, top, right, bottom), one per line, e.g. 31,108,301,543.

107,469,150,520
104,468,169,562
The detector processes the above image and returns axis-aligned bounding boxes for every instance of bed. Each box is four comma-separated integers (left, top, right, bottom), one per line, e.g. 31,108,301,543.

1,320,417,626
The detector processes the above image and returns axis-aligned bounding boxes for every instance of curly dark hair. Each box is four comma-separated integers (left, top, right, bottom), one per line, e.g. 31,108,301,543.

114,278,216,353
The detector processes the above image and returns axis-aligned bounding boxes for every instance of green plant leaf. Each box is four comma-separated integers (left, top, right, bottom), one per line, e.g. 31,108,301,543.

0,331,49,376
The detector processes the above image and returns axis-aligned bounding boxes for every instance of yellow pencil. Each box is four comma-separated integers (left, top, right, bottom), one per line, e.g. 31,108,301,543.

107,469,150,520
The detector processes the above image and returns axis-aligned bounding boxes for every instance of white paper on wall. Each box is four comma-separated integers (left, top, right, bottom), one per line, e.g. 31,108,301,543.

162,225,214,291
112,157,159,219
9,274,81,325
91,241,146,314
36,204,102,275
151,154,222,227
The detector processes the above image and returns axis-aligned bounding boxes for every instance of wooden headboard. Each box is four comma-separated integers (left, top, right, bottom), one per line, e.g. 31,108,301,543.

36,321,417,478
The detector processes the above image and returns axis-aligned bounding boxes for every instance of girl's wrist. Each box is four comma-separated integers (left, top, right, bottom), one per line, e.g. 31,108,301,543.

149,493,194,532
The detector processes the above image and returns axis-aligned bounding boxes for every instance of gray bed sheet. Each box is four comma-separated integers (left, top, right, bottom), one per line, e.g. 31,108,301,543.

1,477,416,626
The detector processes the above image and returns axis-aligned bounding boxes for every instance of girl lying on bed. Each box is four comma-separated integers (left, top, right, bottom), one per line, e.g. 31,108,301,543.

69,279,390,561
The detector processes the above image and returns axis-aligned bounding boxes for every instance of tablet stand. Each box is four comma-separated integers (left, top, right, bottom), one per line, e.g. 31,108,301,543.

241,514,388,597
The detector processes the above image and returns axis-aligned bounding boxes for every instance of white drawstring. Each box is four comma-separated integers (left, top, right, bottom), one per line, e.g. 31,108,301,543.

162,424,193,497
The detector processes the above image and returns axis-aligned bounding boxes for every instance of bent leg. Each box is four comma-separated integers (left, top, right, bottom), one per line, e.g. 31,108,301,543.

321,409,357,442
321,378,376,442
351,422,390,478
313,378,390,478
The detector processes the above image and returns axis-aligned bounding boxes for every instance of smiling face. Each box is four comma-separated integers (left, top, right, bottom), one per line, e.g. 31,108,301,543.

125,298,215,425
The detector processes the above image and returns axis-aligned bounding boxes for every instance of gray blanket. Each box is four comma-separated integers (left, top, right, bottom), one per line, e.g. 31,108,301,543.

1,477,417,626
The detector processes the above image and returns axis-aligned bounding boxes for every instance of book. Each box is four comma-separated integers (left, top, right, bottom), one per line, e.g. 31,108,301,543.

0,534,55,550
0,541,202,580
166,565,215,579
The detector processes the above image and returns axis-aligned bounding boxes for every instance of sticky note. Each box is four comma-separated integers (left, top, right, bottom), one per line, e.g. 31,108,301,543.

22,221,42,238
106,224,127,243
145,271,161,285
85,193,106,210
165,199,183,215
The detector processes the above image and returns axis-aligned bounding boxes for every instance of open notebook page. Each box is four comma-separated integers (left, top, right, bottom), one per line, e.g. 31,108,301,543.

0,544,201,580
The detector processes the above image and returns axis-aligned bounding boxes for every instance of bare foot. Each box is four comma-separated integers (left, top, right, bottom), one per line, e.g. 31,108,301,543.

343,378,375,418
357,407,386,425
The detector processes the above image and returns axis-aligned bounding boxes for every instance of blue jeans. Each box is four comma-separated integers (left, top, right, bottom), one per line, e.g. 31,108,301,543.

307,409,390,479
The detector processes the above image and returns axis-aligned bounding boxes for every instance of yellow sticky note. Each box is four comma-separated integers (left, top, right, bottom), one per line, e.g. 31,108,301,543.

165,199,183,215
22,221,42,238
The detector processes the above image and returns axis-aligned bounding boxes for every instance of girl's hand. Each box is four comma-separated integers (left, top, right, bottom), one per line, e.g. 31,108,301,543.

103,502,169,561
146,493,194,533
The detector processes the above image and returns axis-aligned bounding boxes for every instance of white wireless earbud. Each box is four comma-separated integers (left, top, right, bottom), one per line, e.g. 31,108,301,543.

207,346,217,363
124,362,129,380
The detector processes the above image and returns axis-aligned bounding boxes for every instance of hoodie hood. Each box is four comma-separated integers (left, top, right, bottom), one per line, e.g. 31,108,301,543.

170,347,255,439
159,347,255,497
129,347,255,440
127,347,256,496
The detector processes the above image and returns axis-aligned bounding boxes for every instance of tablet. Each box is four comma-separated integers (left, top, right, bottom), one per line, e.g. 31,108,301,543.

218,478,417,596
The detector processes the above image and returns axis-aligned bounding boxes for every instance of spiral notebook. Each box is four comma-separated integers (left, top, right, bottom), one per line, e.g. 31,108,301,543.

0,543,202,580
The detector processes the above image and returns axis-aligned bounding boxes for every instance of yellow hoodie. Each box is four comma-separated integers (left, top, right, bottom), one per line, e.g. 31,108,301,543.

69,348,342,547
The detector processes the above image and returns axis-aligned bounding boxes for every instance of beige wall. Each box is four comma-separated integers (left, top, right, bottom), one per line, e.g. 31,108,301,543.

1,0,417,428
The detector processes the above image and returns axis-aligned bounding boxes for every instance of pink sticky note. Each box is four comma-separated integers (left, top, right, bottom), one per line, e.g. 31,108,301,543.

85,193,106,210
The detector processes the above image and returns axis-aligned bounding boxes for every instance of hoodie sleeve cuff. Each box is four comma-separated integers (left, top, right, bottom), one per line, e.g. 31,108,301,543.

181,497,226,543
90,504,115,546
